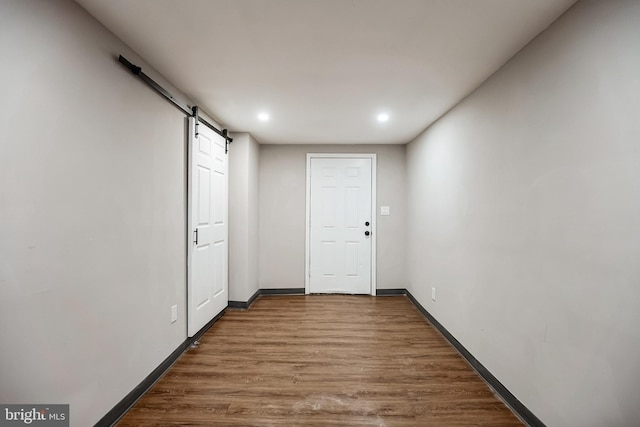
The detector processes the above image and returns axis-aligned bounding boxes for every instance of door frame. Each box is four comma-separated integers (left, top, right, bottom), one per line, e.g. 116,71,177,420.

305,153,377,296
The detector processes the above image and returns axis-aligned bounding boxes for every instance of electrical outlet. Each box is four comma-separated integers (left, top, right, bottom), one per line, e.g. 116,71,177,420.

171,305,178,323
431,287,436,302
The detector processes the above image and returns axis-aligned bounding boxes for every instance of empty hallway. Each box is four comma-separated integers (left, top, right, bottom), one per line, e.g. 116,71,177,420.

2,1,640,426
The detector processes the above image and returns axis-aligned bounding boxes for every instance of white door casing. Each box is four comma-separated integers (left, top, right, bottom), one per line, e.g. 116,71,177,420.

306,154,376,295
187,117,228,337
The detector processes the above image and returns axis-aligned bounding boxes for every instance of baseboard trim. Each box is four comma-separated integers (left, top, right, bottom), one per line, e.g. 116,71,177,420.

228,300,248,309
228,289,261,309
376,288,407,295
229,288,305,310
399,289,545,427
95,309,226,427
261,287,306,295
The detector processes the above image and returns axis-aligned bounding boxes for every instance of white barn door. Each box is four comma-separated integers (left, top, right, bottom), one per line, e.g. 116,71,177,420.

306,154,376,295
187,117,228,337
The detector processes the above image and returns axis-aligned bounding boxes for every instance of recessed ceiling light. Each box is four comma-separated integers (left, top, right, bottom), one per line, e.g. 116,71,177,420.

377,112,389,123
258,112,270,122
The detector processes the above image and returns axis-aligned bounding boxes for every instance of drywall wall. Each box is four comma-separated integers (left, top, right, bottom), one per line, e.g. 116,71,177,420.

229,133,260,302
259,144,407,290
406,0,640,426
0,0,196,425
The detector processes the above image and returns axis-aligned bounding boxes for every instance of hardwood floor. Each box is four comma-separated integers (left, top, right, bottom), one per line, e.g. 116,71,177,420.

117,295,523,426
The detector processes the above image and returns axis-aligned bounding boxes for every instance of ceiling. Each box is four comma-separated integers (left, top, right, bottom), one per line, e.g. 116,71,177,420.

75,0,577,144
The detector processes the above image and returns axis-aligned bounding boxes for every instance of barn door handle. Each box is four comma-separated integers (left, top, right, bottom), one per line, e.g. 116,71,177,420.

193,228,199,245
365,231,370,236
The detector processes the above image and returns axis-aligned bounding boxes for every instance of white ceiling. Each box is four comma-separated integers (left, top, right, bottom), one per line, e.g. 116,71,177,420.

75,0,577,144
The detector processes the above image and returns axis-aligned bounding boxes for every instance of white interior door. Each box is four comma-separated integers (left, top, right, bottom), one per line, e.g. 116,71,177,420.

307,155,375,294
188,117,228,337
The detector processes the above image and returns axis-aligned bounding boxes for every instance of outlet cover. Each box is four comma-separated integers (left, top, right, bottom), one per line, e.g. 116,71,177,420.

381,206,391,216
171,305,178,323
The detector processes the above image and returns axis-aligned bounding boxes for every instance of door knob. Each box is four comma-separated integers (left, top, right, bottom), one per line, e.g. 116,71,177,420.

365,221,370,226
364,231,370,236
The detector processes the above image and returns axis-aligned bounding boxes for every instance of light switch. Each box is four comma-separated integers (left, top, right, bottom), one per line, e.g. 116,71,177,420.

380,206,391,216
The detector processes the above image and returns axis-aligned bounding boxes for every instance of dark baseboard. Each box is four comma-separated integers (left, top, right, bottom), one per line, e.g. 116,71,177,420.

401,289,545,427
228,300,248,309
229,288,305,310
228,289,261,309
95,309,226,427
261,287,305,295
376,288,407,295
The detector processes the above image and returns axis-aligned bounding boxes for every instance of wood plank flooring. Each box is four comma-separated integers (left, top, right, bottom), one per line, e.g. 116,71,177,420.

117,295,523,426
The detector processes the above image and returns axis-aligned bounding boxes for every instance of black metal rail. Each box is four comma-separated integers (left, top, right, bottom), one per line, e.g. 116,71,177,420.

118,55,233,149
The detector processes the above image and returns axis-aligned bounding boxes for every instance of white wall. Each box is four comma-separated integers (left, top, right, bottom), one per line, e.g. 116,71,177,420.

0,1,195,425
406,1,640,426
259,144,407,290
229,133,260,302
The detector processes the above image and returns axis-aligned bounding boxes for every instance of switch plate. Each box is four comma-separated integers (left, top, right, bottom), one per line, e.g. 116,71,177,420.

431,287,436,302
171,305,178,323
380,206,390,216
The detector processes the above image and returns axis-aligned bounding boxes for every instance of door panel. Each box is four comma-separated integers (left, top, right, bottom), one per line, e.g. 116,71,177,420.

213,240,225,296
188,118,228,337
194,244,211,309
321,241,335,277
309,157,372,294
345,187,359,228
345,242,359,277
197,167,211,223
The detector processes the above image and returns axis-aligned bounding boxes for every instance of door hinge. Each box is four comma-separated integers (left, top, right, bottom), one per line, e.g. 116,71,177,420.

193,228,199,245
